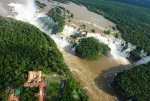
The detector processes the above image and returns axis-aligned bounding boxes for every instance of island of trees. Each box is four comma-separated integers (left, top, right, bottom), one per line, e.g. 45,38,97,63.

47,7,65,34
75,37,110,60
47,6,73,34
0,16,88,101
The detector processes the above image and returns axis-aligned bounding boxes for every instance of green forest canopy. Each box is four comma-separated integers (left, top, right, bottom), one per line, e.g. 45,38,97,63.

0,16,88,101
112,63,150,101
110,0,150,8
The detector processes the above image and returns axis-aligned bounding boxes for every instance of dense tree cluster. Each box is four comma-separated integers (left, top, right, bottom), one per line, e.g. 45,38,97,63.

112,63,150,101
0,17,88,101
0,17,48,100
47,7,65,34
75,37,110,60
129,47,142,61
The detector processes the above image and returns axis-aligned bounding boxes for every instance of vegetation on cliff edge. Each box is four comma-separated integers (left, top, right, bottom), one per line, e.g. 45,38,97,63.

0,16,88,101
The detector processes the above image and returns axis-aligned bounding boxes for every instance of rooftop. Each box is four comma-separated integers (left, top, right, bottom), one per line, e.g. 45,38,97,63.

8,94,19,101
25,71,45,101
27,71,42,82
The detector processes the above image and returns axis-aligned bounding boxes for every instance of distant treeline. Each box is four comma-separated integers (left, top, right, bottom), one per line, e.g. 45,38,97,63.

110,0,150,8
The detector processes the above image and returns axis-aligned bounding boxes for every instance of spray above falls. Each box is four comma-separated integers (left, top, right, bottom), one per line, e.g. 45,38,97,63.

8,0,37,24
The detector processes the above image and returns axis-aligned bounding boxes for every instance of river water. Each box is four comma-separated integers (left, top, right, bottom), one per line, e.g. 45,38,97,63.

0,1,141,101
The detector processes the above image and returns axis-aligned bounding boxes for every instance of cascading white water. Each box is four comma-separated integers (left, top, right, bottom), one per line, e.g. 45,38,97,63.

87,34,135,64
3,0,150,66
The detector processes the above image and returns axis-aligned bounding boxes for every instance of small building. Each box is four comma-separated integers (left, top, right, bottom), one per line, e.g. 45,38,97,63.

24,71,45,101
8,88,20,101
27,71,42,82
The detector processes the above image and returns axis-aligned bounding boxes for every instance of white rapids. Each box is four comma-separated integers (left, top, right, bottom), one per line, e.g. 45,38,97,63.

1,0,150,67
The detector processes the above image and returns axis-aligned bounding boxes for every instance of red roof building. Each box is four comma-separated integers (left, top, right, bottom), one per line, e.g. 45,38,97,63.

24,71,45,101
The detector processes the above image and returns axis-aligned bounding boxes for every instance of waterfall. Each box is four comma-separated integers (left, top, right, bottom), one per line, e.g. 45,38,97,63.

3,0,150,66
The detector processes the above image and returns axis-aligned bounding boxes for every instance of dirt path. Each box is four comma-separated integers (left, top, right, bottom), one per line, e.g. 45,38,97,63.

62,51,125,101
